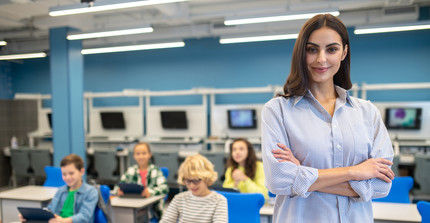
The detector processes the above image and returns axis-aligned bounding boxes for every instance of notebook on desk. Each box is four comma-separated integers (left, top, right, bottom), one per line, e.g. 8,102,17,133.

118,183,145,197
18,207,55,222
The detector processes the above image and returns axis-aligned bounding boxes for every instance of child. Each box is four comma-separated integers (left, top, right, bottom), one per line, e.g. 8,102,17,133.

116,142,168,219
160,154,228,223
20,154,98,223
223,138,268,199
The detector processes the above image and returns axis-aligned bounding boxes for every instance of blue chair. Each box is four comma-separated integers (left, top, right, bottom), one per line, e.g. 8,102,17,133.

43,166,66,187
217,191,265,223
160,167,169,201
418,201,430,223
373,176,413,203
94,185,110,223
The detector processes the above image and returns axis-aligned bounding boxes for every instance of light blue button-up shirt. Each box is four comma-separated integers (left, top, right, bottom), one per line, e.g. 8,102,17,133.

261,86,393,223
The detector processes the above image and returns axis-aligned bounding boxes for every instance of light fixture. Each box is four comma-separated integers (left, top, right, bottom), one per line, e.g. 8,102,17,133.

224,10,340,26
220,33,298,44
67,27,154,40
354,21,430,34
0,41,6,46
81,41,185,54
0,52,47,60
49,0,189,17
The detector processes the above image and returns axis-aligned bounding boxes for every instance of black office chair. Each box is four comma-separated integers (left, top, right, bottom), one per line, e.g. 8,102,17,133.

94,150,119,184
414,154,430,195
152,151,179,185
10,148,33,187
30,148,52,183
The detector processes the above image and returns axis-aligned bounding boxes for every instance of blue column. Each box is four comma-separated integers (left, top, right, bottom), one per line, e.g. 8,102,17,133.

49,27,86,167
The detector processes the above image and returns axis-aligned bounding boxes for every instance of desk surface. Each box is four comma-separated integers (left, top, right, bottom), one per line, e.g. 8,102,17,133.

0,186,57,201
260,202,421,222
111,195,165,208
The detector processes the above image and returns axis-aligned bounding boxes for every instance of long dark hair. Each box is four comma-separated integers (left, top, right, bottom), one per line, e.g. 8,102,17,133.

226,138,258,179
280,14,352,97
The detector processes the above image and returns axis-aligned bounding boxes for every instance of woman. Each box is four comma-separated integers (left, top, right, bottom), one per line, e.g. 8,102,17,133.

223,138,268,199
262,14,395,223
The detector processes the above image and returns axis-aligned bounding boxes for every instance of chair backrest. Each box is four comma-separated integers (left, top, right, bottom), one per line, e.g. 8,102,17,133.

94,151,118,181
94,184,111,223
152,151,179,184
10,148,31,177
418,201,430,223
414,154,430,194
373,176,413,203
30,149,52,178
159,167,169,201
43,166,66,187
217,191,265,223
200,151,226,186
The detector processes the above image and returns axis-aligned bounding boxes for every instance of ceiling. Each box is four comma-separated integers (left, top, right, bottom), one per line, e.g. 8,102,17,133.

0,0,430,54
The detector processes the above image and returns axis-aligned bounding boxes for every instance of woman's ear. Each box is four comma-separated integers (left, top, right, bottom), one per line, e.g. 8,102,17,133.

341,44,348,61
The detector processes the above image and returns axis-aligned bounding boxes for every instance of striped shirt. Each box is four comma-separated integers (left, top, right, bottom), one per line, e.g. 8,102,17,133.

262,86,393,223
160,191,228,223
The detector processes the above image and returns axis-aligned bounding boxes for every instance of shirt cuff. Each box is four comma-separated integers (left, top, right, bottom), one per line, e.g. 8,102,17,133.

291,165,319,198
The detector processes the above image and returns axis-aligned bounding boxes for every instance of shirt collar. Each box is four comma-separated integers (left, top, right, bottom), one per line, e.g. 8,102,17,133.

292,85,356,108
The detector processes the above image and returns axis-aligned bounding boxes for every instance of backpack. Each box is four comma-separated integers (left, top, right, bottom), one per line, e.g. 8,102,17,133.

94,184,113,223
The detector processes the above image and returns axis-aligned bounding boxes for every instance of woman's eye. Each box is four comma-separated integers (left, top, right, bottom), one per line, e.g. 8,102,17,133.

307,47,318,53
327,47,338,54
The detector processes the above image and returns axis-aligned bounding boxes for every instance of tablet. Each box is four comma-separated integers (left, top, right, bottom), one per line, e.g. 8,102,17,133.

18,207,55,221
118,183,145,194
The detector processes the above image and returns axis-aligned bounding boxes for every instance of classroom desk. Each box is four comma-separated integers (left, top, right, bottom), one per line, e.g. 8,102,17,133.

111,195,165,223
260,202,421,223
0,186,57,223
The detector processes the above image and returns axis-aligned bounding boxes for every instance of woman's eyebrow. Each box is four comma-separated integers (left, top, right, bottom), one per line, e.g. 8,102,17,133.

306,42,341,47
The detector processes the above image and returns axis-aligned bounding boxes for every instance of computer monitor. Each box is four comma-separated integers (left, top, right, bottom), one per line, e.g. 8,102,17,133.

160,111,188,129
227,109,257,129
100,112,126,129
47,113,52,129
385,107,422,130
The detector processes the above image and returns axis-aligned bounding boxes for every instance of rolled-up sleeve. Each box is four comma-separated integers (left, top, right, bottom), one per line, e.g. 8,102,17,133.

349,104,393,202
262,99,318,198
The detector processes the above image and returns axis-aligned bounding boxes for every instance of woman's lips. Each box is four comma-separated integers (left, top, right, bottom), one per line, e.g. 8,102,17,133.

313,67,329,73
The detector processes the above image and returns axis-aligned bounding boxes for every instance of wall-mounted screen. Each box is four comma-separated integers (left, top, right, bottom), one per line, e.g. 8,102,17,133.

227,109,257,129
47,113,52,129
385,107,422,130
100,112,126,129
160,111,188,129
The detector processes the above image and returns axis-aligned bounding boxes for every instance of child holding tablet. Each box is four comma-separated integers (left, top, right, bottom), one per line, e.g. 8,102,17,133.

21,154,98,223
116,142,168,219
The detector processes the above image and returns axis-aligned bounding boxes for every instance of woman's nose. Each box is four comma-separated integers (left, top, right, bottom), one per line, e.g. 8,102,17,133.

317,51,327,63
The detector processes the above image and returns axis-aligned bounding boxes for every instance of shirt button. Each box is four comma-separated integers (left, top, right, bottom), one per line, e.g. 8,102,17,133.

336,144,341,149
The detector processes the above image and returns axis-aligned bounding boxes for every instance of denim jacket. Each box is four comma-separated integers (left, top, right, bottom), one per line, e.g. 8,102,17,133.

47,181,98,223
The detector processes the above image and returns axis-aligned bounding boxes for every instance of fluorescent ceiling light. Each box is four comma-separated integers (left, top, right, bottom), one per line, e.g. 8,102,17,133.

354,22,430,34
67,27,153,40
50,0,189,16
0,52,47,60
224,10,339,26
220,34,299,44
0,41,6,46
81,41,185,54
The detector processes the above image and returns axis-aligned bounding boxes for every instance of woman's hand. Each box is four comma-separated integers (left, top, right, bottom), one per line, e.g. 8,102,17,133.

350,158,395,182
272,143,301,166
141,188,151,198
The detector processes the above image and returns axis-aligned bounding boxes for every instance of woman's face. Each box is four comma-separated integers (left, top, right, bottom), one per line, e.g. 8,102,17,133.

134,144,151,167
232,140,248,166
306,27,347,85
